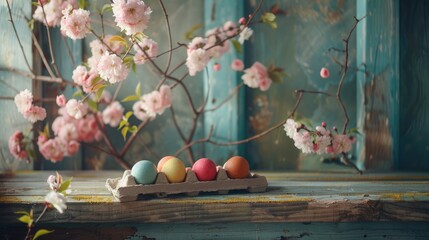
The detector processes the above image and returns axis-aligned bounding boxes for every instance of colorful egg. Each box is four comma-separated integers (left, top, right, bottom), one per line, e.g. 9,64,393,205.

157,156,174,172
131,160,158,184
192,158,217,181
223,156,250,179
161,157,186,183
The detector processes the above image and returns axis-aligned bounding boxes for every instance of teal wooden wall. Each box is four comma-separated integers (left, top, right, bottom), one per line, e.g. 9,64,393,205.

399,0,429,171
3,0,429,172
244,0,358,171
0,1,33,171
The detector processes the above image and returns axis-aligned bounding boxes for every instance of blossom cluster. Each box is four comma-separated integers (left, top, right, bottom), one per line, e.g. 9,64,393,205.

283,119,354,155
14,89,47,123
133,85,172,121
186,19,253,76
33,0,78,27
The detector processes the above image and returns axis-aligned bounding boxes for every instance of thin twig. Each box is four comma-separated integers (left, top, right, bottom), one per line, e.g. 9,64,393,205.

341,153,363,175
136,135,161,159
205,83,244,112
40,1,64,80
30,30,56,79
61,35,76,68
5,0,33,73
119,119,149,158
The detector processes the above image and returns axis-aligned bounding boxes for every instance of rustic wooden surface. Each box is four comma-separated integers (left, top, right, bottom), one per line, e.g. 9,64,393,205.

1,171,429,224
1,171,429,239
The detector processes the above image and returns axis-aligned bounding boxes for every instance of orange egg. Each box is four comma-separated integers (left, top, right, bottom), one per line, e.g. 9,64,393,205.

223,156,250,179
157,156,174,172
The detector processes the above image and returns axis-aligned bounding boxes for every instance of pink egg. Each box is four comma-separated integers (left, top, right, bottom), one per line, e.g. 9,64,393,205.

192,158,217,181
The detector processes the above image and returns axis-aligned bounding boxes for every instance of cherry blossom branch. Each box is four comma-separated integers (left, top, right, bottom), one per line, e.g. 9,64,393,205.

341,152,362,175
119,119,149,158
40,1,64,80
158,0,173,74
136,135,161,159
0,67,77,86
5,0,33,73
61,35,76,68
30,30,56,79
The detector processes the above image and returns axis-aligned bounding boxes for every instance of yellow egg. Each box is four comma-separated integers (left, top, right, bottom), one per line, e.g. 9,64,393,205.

161,157,186,183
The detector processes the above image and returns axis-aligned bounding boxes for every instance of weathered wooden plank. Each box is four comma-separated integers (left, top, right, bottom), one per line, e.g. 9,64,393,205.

356,0,400,170
1,172,429,224
1,222,429,240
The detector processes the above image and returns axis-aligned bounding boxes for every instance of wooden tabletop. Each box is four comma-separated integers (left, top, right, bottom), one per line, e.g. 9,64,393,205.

1,171,429,224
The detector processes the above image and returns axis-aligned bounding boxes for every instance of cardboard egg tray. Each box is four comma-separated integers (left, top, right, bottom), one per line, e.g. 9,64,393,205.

105,167,268,202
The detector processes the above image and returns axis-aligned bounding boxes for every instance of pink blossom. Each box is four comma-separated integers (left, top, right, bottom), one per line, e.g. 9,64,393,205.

133,38,158,65
60,5,91,40
56,94,67,107
293,131,313,154
72,65,88,86
112,0,152,35
33,0,63,27
187,37,207,54
39,138,65,162
102,101,124,127
142,91,164,115
8,131,28,160
239,17,246,25
332,134,353,154
205,28,229,59
14,89,33,114
213,63,221,71
76,114,102,143
325,145,334,154
238,27,253,44
231,59,244,71
38,134,48,146
23,106,47,123
132,101,155,121
223,20,238,37
159,85,172,109
320,67,330,78
252,62,272,91
67,140,80,156
47,175,59,191
186,48,210,76
66,99,87,119
283,118,299,139
241,67,260,88
58,123,78,141
97,53,129,84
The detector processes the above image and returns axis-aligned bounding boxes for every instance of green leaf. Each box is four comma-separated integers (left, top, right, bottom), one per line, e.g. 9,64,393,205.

123,56,134,68
101,4,112,14
135,82,141,96
230,39,242,53
18,215,31,224
119,119,127,129
125,111,133,119
129,125,138,133
96,86,106,102
269,72,283,83
131,61,137,73
109,35,128,49
43,124,50,138
261,12,277,29
28,19,34,31
121,95,140,103
86,99,98,112
121,127,129,140
78,0,86,9
184,24,203,40
58,178,72,194
72,90,83,98
32,2,40,7
15,211,29,216
133,32,148,42
347,127,361,135
33,229,54,240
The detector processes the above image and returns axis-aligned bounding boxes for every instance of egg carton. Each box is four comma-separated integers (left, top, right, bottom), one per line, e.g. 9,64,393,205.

105,167,268,202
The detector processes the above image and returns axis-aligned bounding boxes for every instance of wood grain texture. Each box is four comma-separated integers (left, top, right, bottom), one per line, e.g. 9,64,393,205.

399,0,429,171
1,171,429,224
1,222,429,240
0,1,33,171
356,0,400,170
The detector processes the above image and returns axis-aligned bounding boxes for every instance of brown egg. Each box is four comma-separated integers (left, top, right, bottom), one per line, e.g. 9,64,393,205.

223,156,250,179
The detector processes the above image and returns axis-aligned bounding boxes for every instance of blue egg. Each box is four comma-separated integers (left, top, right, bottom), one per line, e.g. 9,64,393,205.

131,160,158,184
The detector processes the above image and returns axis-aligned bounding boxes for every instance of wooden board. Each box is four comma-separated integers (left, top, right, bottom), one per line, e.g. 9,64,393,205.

1,171,429,225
